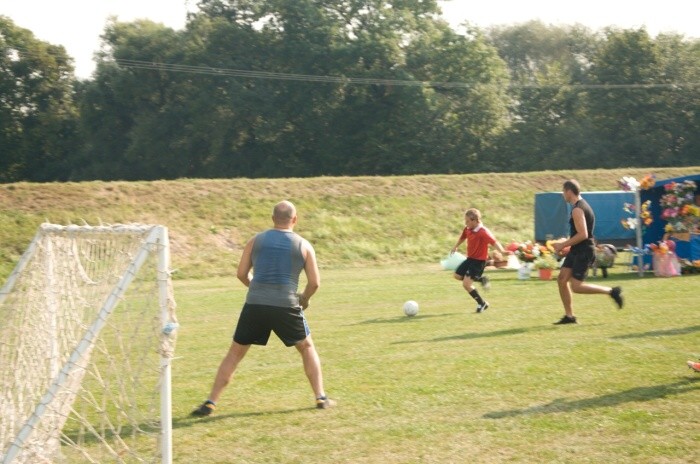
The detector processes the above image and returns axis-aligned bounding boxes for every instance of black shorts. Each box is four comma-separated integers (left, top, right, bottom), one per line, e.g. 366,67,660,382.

561,246,595,281
233,303,310,347
455,258,486,280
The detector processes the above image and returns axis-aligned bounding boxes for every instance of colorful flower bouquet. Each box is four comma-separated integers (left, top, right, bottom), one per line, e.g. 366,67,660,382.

513,241,548,263
618,176,640,192
648,240,681,277
533,253,558,270
617,174,655,192
648,240,675,255
620,200,653,231
618,174,655,232
660,180,699,234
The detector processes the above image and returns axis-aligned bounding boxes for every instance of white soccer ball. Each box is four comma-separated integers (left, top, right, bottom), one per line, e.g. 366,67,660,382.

403,300,419,317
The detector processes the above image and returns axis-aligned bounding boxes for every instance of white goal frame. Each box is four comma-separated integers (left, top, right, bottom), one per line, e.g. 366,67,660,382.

0,223,177,464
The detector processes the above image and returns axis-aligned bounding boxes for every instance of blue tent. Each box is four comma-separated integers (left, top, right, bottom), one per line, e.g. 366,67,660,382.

534,191,636,247
640,173,700,260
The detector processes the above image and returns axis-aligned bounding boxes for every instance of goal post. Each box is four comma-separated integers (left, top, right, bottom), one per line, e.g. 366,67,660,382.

0,223,178,464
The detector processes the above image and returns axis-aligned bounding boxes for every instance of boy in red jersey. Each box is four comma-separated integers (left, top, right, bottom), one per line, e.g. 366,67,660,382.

450,208,505,313
688,360,700,373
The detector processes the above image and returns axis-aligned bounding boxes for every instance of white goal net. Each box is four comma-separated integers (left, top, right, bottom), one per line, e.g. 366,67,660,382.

0,223,178,464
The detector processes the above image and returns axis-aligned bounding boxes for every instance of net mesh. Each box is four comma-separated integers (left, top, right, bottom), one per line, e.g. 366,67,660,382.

0,224,177,464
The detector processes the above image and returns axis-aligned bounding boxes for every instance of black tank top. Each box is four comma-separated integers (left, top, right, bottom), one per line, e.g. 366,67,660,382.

570,198,595,251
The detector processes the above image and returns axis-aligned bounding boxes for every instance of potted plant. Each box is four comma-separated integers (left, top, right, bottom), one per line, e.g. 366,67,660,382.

533,253,557,280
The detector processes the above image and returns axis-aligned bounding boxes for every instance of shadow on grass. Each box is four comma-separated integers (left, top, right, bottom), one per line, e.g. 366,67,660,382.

59,407,314,444
483,377,700,419
174,406,311,429
353,313,460,325
391,325,555,344
601,271,700,282
611,325,700,340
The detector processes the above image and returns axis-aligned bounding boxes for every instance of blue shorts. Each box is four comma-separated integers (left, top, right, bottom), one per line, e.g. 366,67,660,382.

233,303,310,347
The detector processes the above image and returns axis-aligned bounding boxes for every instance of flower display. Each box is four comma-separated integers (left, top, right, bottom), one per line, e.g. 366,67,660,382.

514,241,549,263
649,240,682,277
648,241,672,255
618,174,655,233
618,176,640,192
639,174,656,190
660,180,699,233
533,253,558,269
620,200,652,230
617,174,655,192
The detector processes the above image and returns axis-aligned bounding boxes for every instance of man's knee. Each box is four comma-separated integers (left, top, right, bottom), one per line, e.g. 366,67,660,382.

569,280,585,293
557,267,572,284
295,336,315,353
224,342,249,363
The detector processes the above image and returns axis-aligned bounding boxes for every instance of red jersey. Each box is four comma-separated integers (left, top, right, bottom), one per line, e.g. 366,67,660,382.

459,225,497,260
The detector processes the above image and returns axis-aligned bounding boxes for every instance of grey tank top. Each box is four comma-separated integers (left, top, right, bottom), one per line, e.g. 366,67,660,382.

246,229,306,308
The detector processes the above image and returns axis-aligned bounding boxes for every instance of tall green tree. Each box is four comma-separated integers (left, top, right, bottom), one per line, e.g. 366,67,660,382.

199,0,450,176
651,33,700,166
176,0,510,176
486,23,700,171
0,16,79,182
586,28,672,167
69,2,699,180
484,22,601,171
76,19,191,180
405,22,511,172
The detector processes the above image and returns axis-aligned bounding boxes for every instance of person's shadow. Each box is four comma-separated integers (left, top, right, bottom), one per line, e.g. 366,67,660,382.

174,406,311,428
483,377,699,419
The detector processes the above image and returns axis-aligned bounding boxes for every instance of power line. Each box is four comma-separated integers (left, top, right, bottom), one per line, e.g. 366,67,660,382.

4,43,699,89
114,59,464,87
113,58,700,90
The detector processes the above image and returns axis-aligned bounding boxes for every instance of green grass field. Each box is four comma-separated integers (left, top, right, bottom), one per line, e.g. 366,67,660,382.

170,261,699,464
2,168,699,462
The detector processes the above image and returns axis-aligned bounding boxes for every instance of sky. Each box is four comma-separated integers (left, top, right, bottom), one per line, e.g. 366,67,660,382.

2,0,699,79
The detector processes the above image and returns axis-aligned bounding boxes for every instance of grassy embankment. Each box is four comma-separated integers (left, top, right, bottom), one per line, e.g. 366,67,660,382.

1,167,697,280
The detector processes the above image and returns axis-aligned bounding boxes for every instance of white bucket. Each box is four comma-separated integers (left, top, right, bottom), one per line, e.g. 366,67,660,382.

517,263,531,280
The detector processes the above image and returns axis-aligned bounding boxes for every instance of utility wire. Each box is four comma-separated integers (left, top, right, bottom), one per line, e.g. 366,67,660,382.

4,43,700,89
114,58,700,90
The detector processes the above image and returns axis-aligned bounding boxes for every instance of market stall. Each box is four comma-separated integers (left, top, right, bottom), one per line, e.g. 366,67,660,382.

640,174,700,261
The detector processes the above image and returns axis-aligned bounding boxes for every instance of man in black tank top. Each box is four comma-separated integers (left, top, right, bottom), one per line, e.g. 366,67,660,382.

551,180,624,324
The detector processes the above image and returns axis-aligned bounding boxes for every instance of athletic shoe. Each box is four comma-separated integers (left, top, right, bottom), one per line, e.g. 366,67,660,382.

553,315,577,325
610,286,623,309
481,275,491,290
688,361,700,373
316,397,337,409
476,301,489,313
191,401,216,416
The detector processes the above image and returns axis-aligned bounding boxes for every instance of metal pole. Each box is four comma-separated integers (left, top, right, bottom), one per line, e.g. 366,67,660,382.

635,189,644,276
157,226,174,464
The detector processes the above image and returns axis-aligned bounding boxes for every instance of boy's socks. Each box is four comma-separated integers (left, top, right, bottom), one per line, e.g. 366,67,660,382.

469,289,484,305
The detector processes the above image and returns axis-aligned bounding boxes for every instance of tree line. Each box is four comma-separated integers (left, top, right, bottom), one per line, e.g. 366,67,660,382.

1,0,699,183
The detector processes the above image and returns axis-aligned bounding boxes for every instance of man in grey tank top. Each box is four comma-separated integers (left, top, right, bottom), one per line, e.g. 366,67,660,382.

192,201,335,415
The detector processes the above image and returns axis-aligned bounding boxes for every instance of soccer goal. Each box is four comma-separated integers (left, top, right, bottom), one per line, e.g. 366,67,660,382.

0,223,178,464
